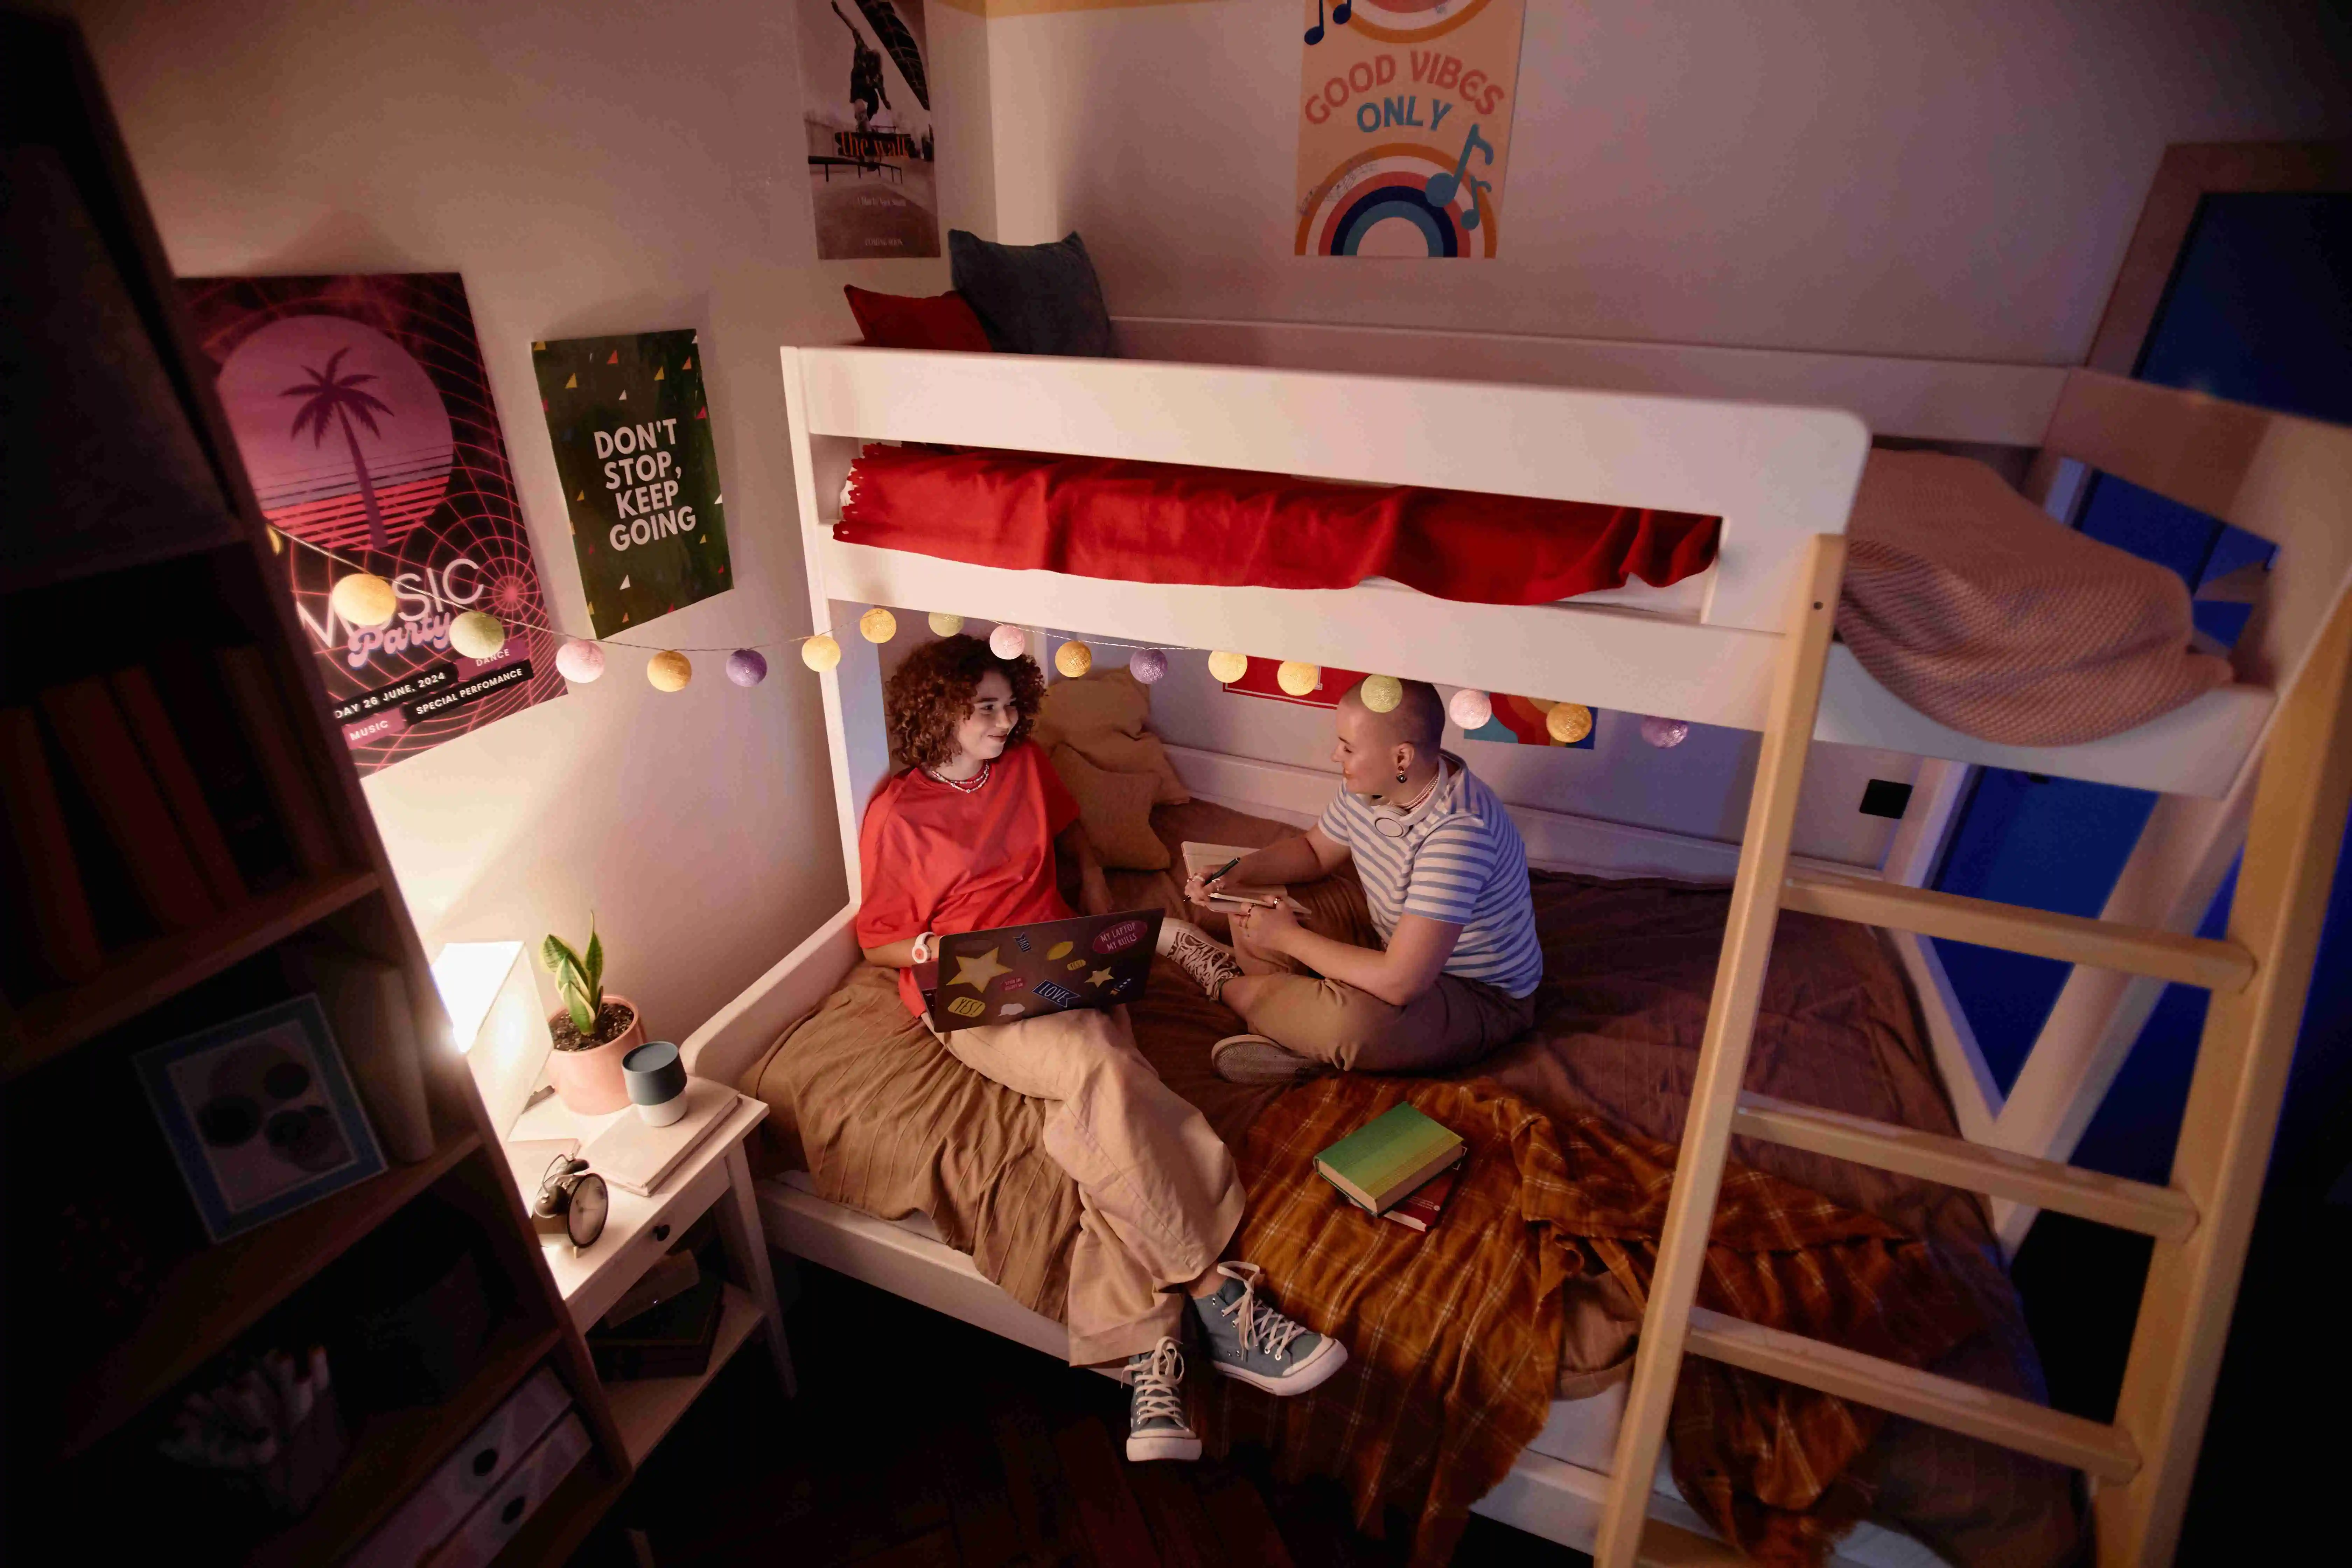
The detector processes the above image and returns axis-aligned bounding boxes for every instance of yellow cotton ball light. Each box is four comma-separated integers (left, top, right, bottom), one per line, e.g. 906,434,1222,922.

1207,650,1249,684
449,611,506,660
1054,639,1093,678
1546,702,1594,744
1276,661,1321,698
859,607,897,643
988,624,1027,660
1359,675,1403,713
646,650,693,692
329,572,397,629
928,611,965,637
801,633,842,672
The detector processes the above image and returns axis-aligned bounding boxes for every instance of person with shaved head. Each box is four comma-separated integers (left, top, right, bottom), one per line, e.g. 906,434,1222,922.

1157,678,1542,1083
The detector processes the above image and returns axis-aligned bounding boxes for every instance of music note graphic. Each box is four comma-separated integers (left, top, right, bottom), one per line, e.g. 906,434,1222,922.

1305,0,1351,46
1423,124,1496,229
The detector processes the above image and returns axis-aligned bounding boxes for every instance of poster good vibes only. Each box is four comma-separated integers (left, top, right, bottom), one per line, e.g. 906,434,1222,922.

1293,0,1527,259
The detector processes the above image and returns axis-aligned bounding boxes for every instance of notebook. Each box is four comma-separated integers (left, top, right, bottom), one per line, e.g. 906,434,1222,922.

1315,1102,1466,1215
580,1080,733,1195
917,908,1163,1034
1180,841,1309,915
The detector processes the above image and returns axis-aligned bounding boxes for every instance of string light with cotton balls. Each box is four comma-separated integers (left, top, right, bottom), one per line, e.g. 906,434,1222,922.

859,607,897,643
555,639,605,684
1276,661,1321,697
1640,715,1691,748
1054,639,1093,677
646,650,693,692
1128,648,1167,684
1546,702,1594,744
329,572,397,629
727,649,768,687
802,633,842,672
1448,688,1492,731
1357,674,1403,714
1207,650,1248,684
928,611,965,637
988,624,1028,660
449,611,506,660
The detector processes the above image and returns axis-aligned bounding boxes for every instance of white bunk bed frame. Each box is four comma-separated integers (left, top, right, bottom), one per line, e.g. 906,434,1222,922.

682,322,2352,1568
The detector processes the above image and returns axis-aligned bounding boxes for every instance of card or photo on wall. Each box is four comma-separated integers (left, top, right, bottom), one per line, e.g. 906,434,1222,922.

801,0,940,260
533,331,733,638
180,273,566,774
1294,0,1528,259
135,995,388,1243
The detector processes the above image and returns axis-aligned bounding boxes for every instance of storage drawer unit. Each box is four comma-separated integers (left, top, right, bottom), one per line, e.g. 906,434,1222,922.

424,1412,592,1568
350,1365,570,1568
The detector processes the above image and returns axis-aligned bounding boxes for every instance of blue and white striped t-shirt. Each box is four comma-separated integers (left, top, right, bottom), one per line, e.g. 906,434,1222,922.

1318,754,1543,999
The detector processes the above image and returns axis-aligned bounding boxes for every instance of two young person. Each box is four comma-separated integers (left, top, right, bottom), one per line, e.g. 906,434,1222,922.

853,636,1540,1461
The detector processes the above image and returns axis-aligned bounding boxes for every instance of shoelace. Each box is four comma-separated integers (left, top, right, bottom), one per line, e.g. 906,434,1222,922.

1130,1338,1187,1426
1172,929,1239,984
1217,1262,1306,1362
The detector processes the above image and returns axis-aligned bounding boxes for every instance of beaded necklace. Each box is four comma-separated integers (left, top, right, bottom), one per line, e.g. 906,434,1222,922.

926,760,992,794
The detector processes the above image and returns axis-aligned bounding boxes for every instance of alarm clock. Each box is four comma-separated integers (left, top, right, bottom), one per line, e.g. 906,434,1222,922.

531,1154,609,1249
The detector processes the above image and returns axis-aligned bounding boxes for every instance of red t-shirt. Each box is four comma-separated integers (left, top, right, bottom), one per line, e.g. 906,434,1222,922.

855,740,1080,1016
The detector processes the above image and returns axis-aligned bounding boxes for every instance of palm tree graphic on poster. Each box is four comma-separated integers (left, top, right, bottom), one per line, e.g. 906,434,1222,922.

283,347,397,553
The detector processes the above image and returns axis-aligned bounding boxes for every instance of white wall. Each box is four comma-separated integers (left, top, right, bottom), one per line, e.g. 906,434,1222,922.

983,0,2351,362
72,0,992,1038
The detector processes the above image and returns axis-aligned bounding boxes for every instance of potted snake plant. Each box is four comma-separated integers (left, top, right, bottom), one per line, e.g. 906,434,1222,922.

539,920,644,1115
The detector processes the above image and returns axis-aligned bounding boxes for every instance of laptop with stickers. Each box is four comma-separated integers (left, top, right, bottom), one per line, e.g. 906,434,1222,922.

916,908,1165,1033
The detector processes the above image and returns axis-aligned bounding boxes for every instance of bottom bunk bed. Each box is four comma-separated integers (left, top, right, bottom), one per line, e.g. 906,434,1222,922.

685,796,2083,1568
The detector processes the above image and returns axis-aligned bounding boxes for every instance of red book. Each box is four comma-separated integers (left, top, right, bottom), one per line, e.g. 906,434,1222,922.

110,667,248,908
38,678,218,931
0,707,104,982
1382,1162,1461,1234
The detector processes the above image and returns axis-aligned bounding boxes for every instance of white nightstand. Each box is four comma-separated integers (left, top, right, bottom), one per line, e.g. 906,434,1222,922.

504,1080,794,1467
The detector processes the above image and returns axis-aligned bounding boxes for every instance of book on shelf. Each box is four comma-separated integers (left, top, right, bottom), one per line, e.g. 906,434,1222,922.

216,644,340,877
108,665,248,908
1382,1162,1461,1233
38,677,219,931
0,705,104,983
146,647,304,895
1315,1101,1466,1216
1179,841,1310,915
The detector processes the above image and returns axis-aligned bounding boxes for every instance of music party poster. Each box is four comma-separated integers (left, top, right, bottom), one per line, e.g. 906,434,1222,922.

181,273,564,775
1294,0,1527,258
532,331,732,637
800,0,940,260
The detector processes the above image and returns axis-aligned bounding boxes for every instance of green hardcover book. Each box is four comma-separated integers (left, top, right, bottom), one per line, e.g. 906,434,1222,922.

1315,1103,1466,1215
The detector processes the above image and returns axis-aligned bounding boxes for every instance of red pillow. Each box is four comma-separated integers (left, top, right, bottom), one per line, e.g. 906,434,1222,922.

843,286,994,352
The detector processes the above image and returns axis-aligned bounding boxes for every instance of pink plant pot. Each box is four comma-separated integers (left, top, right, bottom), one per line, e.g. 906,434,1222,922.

545,995,644,1116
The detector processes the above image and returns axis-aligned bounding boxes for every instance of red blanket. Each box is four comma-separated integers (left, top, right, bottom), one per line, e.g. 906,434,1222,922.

837,444,1720,605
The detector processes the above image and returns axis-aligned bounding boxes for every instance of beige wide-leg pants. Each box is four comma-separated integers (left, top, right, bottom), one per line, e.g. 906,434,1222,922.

1227,917,1536,1074
940,1004,1244,1366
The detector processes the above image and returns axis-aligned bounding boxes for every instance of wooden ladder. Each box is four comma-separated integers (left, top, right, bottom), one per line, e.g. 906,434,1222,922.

1591,533,2352,1568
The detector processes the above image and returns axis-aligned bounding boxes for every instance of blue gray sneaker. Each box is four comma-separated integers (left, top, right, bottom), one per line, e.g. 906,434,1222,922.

1191,1262,1348,1395
1125,1337,1200,1462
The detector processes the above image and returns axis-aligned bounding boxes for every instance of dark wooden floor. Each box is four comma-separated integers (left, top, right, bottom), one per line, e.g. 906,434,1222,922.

575,1260,1591,1568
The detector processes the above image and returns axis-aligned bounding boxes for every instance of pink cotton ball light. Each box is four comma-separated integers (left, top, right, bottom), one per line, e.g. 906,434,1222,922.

555,639,606,684
1640,715,1691,749
726,649,768,687
1448,688,1492,731
988,624,1028,660
1128,648,1167,684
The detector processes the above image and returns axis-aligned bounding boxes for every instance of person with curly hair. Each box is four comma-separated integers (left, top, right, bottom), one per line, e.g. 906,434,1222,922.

855,633,1349,1464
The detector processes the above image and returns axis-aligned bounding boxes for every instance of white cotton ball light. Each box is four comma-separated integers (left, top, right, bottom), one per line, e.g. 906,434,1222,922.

1640,715,1691,749
1128,648,1167,684
1054,639,1093,677
449,611,506,660
988,624,1028,660
1358,675,1403,713
330,572,398,629
646,650,692,691
727,649,768,686
859,607,897,643
802,633,842,672
928,611,966,637
1207,650,1249,684
1276,661,1321,698
1546,702,1594,744
556,638,606,684
1448,688,1492,730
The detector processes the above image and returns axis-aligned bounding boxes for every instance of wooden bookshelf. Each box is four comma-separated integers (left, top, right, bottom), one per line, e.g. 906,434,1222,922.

2,870,381,1082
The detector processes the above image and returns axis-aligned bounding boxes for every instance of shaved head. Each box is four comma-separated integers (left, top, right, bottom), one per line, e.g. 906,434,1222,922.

1340,678,1444,751
1332,678,1446,801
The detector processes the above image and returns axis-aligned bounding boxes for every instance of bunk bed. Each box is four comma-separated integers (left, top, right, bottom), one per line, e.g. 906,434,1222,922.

680,323,2352,1568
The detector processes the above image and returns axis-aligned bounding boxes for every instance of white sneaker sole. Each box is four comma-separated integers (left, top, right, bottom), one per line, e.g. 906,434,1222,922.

1126,1431,1203,1462
1211,1034,1329,1085
1211,1335,1349,1396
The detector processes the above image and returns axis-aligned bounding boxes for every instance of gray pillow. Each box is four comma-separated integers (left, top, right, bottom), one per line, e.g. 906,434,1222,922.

947,230,1116,358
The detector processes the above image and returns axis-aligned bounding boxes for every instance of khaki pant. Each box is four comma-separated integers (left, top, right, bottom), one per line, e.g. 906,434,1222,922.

940,1004,1244,1366
1227,920,1536,1074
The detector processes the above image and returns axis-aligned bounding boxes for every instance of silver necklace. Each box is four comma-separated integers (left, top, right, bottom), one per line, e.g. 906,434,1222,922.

927,761,991,794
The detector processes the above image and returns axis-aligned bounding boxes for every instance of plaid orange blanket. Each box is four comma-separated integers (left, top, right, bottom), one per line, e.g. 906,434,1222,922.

1205,1074,1979,1567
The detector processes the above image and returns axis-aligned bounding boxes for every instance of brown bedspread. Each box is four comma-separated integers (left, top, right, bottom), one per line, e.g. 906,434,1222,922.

738,800,2082,1567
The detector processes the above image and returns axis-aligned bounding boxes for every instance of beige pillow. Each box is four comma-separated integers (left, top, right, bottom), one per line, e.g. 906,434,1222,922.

1035,668,1191,805
1049,744,1169,870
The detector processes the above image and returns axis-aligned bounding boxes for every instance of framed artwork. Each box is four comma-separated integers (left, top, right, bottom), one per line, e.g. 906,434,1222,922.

135,996,388,1243
800,0,940,259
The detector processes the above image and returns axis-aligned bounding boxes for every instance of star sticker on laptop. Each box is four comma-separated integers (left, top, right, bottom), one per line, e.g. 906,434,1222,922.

1088,967,1114,987
949,946,1011,990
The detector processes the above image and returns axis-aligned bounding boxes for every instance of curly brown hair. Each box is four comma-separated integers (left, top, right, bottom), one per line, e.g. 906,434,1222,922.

884,632,1045,771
